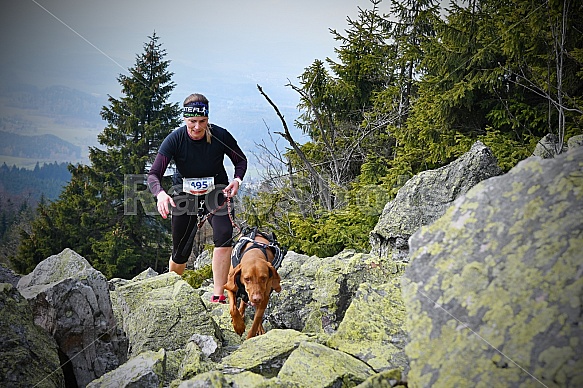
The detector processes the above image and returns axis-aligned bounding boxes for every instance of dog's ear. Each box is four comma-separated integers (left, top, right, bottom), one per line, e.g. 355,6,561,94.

267,262,281,293
224,265,241,292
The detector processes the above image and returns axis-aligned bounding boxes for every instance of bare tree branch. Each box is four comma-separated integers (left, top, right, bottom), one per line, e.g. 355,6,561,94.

257,84,333,210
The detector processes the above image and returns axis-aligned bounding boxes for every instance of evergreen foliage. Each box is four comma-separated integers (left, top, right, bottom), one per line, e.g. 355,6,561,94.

393,0,582,173
0,162,70,268
0,195,36,268
0,161,71,203
14,33,181,278
243,0,582,258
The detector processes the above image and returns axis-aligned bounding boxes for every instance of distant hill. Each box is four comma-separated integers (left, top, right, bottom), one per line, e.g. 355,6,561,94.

0,83,105,166
0,83,104,122
0,131,81,160
0,82,304,175
0,161,71,204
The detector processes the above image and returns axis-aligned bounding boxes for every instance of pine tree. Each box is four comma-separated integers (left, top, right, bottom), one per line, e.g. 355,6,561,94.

14,33,181,277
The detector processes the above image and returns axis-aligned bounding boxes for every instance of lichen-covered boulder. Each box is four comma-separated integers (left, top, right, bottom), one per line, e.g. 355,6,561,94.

221,329,313,377
178,370,272,387
370,141,502,261
266,250,400,335
402,147,583,387
87,348,166,388
0,282,65,388
357,369,406,388
277,341,375,386
261,251,319,332
177,335,218,380
111,271,222,357
16,248,126,387
327,280,408,373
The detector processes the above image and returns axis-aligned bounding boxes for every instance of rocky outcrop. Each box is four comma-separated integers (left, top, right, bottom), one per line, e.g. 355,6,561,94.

326,280,408,373
81,248,410,387
265,250,401,335
16,248,127,387
370,141,502,261
7,138,581,387
402,146,583,387
532,132,583,158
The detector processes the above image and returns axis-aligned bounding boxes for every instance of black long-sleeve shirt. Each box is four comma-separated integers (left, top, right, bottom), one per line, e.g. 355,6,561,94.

147,124,247,196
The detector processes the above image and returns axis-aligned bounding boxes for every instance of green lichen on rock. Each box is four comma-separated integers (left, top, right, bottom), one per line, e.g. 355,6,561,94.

0,283,64,388
221,329,313,377
327,280,408,372
278,341,375,387
112,272,221,357
177,370,270,388
87,348,166,388
356,368,404,388
205,301,245,347
268,250,401,336
177,341,215,380
403,148,583,387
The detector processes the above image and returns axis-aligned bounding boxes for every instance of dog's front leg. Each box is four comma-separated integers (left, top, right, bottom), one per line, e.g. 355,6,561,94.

226,289,246,335
247,303,266,339
238,299,247,316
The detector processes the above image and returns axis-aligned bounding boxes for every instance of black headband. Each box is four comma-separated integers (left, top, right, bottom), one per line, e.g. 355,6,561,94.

183,101,209,117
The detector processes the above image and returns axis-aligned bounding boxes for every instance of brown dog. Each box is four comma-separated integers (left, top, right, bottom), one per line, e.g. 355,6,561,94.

224,232,281,339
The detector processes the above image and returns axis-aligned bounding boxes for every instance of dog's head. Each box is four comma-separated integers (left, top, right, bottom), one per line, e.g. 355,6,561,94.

225,256,281,306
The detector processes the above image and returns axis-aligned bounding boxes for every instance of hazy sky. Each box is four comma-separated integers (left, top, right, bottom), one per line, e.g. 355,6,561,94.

0,0,378,146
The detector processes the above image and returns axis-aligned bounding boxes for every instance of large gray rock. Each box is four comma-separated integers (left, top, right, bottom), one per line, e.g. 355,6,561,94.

87,348,166,388
277,341,375,386
110,271,222,357
0,282,65,388
16,248,126,387
266,250,400,335
221,329,314,377
179,370,269,388
326,281,408,373
402,147,583,387
177,337,217,380
370,141,501,261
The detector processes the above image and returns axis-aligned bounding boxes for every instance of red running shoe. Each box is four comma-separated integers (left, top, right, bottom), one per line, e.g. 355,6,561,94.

210,294,227,304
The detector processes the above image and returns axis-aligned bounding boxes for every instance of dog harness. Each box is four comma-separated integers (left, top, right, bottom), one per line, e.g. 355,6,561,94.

230,227,287,303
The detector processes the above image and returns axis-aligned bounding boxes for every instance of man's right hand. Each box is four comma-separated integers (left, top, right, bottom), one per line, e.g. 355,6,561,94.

156,191,175,219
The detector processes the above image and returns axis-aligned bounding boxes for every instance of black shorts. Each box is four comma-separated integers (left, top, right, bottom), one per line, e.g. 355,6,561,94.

170,190,233,264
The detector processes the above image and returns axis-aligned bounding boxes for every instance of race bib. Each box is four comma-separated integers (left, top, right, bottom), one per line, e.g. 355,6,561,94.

183,177,215,195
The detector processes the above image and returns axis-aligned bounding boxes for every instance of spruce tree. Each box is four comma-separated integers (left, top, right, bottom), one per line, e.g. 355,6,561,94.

15,33,181,278
398,0,582,172
292,0,396,191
